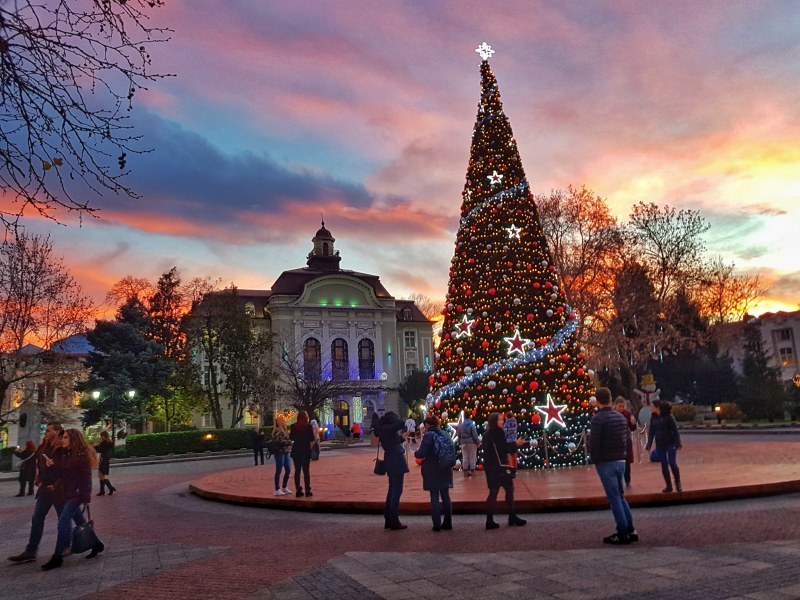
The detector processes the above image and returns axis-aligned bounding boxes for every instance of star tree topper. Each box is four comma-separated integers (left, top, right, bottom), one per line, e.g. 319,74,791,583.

535,394,568,429
475,42,495,61
454,315,476,338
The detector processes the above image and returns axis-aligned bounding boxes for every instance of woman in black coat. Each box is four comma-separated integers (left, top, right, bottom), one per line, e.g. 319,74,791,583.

94,431,117,495
645,400,682,492
414,415,453,531
290,411,315,497
14,440,37,496
377,411,409,530
483,412,527,530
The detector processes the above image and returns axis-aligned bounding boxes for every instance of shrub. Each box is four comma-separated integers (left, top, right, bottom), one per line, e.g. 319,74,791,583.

125,427,271,457
0,446,15,471
671,404,697,422
719,402,744,421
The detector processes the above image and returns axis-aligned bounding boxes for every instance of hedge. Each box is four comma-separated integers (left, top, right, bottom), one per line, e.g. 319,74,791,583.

671,404,697,422
0,446,15,471
125,427,272,457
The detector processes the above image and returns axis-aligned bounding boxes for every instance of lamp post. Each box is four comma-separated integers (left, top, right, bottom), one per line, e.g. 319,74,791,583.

92,389,136,443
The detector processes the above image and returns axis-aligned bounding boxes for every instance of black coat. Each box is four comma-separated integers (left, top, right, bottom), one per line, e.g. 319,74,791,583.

54,449,92,504
378,418,409,476
14,448,36,480
482,427,510,489
251,429,265,450
290,422,315,461
647,414,682,451
414,428,453,491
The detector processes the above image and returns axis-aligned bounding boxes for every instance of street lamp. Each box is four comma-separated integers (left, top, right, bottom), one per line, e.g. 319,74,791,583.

92,389,135,443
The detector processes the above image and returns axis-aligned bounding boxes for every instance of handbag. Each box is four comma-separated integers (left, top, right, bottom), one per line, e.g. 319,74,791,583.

71,505,100,554
492,440,517,480
310,442,320,461
373,443,386,476
649,448,664,462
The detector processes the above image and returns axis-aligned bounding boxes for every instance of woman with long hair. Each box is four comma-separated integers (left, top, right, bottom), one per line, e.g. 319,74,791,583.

613,397,637,488
377,411,410,530
41,429,104,570
646,400,682,492
483,412,527,530
271,415,293,496
290,410,315,497
94,431,117,496
13,440,37,496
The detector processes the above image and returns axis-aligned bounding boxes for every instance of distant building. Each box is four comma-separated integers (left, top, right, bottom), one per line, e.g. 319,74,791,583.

714,310,800,386
193,222,434,431
1,334,91,447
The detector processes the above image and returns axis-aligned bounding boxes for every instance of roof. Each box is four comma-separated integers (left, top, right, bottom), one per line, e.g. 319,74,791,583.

269,267,393,299
315,225,333,239
51,334,94,355
395,300,433,323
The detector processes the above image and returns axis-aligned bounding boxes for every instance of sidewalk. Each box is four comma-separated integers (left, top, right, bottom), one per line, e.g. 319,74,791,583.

190,434,800,514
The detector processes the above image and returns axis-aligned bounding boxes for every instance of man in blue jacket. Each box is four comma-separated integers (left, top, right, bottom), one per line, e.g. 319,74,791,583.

590,388,638,545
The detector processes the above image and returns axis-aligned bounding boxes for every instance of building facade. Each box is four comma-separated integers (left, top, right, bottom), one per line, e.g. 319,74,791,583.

195,223,434,431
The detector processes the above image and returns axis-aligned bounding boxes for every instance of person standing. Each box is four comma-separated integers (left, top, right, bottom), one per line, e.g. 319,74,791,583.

590,387,638,545
483,412,527,530
14,441,37,496
41,428,104,570
377,411,410,530
310,419,321,460
503,410,519,469
271,416,293,496
290,411,315,497
94,431,117,495
457,415,480,477
614,397,637,488
251,427,266,466
414,415,454,531
646,400,682,493
7,423,66,564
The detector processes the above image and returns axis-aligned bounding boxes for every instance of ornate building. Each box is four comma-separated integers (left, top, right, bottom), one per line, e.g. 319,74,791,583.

196,222,434,431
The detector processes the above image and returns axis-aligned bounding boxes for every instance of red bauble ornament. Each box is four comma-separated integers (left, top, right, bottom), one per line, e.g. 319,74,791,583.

529,381,539,391
526,313,534,321
533,282,541,289
489,288,496,295
476,358,484,367
516,385,523,392
532,414,542,425
482,341,490,349
441,375,448,383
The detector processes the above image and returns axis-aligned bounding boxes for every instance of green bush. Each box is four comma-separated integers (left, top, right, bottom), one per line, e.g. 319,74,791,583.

671,404,697,422
125,427,271,457
0,446,15,471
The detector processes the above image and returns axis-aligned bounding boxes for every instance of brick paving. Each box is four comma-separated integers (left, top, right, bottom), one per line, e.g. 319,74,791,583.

1,432,800,600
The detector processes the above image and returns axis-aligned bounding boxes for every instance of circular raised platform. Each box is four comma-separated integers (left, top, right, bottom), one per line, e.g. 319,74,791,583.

189,434,800,514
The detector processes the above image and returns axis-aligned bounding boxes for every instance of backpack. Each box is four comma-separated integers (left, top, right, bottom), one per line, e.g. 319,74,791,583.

433,430,457,470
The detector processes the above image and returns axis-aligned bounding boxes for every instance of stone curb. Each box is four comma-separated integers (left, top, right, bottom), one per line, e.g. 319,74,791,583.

189,477,800,515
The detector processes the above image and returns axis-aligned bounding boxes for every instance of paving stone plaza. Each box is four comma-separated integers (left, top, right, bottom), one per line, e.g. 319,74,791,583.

3,432,800,599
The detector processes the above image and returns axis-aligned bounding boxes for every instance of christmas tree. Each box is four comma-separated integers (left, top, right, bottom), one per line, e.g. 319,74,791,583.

429,42,594,468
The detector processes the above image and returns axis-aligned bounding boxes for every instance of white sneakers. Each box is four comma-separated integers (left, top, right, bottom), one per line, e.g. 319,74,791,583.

274,489,286,496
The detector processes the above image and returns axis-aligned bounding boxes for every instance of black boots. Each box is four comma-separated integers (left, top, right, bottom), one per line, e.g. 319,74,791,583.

86,541,105,559
509,515,527,527
41,555,63,571
97,480,105,496
486,517,500,530
98,480,116,496
107,480,116,495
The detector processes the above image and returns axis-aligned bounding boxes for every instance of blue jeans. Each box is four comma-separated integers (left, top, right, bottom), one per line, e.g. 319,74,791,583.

385,472,405,522
54,499,86,557
595,461,634,536
25,489,61,555
274,453,291,489
659,446,680,485
430,488,452,528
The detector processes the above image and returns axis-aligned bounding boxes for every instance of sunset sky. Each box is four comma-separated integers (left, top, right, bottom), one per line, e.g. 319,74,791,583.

22,1,800,316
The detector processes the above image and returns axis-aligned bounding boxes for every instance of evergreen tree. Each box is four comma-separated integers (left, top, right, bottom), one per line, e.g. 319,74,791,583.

738,319,786,420
430,44,593,468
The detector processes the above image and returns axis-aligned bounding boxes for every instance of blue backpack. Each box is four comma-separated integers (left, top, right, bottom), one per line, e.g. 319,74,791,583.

433,430,457,470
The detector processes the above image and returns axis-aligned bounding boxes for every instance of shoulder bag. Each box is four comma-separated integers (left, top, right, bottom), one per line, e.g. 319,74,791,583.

492,439,517,480
373,442,386,475
71,505,100,554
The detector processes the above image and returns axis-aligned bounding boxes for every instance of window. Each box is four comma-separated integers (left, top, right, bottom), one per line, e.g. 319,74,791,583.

358,338,375,380
322,242,329,256
404,330,417,348
779,346,795,367
777,329,793,342
304,338,322,379
401,307,412,321
331,338,349,380
201,413,212,428
405,363,417,377
243,410,259,426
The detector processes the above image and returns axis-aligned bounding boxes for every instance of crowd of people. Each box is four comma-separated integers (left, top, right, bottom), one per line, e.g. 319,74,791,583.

6,392,683,571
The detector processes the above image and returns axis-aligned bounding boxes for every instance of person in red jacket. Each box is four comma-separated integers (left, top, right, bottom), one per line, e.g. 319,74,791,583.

350,421,362,439
41,429,104,570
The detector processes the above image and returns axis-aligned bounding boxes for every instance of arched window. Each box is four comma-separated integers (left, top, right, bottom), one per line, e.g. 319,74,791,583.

322,242,329,256
358,338,375,380
331,338,349,380
303,338,321,379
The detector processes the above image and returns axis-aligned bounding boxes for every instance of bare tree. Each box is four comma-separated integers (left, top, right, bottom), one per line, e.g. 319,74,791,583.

536,185,623,348
0,0,171,229
0,232,94,423
697,257,765,326
625,202,710,304
406,292,440,320
105,275,155,308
